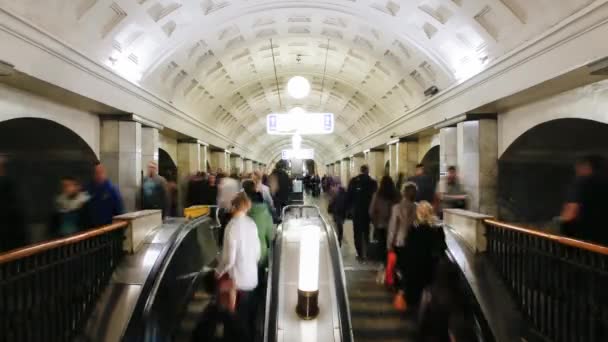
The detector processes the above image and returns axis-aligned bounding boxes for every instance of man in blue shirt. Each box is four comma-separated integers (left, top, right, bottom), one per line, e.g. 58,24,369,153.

88,163,124,227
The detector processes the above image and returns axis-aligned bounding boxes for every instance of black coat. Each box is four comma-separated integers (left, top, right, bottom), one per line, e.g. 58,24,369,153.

346,174,377,220
272,169,290,205
404,223,447,304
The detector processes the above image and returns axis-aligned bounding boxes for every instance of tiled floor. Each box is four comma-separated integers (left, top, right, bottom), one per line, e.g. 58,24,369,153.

306,194,418,342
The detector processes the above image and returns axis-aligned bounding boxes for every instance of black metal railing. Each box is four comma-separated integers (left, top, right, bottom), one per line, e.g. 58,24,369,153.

0,221,128,342
485,219,608,342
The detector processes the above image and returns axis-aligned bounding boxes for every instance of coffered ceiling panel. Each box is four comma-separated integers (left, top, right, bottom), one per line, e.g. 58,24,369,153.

0,0,595,162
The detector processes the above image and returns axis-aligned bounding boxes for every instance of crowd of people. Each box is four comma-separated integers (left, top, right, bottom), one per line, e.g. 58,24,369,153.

326,164,474,341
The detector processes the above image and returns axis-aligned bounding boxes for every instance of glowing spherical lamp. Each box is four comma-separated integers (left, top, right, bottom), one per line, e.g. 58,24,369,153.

296,226,321,319
287,76,311,99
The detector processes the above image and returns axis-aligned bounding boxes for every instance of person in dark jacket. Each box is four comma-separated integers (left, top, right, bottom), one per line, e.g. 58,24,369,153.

88,163,124,227
187,172,207,207
409,164,435,203
0,156,27,252
346,165,378,261
203,173,219,205
50,176,91,237
270,160,290,214
404,201,446,307
369,175,400,261
328,178,347,246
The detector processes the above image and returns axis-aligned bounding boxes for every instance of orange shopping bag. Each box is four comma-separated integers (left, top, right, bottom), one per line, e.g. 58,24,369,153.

385,251,397,287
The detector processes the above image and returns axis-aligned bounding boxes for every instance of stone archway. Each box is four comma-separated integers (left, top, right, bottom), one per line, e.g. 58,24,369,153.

0,118,98,244
420,145,440,188
498,118,608,227
158,148,177,182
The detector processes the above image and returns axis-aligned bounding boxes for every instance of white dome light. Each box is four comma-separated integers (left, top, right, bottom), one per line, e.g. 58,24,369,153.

287,76,311,99
292,134,302,150
288,107,306,115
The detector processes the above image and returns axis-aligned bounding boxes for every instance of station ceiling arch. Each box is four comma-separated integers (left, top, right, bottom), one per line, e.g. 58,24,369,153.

0,0,596,160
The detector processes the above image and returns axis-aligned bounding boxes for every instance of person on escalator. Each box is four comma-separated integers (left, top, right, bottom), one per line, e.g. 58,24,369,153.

346,164,378,262
388,182,417,309
369,175,400,262
88,163,124,227
192,271,244,342
242,180,273,278
403,201,446,307
328,178,347,246
50,176,91,238
215,192,261,341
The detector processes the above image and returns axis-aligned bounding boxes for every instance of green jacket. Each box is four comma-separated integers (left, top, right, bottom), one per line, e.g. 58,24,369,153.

248,203,273,265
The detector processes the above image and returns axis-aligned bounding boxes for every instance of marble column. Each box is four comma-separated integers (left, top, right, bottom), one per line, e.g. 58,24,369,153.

244,159,254,174
439,127,458,193
365,150,385,181
334,161,341,180
141,127,160,172
199,144,208,172
340,158,350,187
177,141,200,213
350,155,364,177
230,156,243,175
456,120,498,216
397,140,419,178
100,120,142,213
388,143,398,180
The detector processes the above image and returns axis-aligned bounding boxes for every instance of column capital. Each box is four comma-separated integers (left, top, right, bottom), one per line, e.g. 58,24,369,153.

434,113,497,129
100,113,163,130
178,138,208,146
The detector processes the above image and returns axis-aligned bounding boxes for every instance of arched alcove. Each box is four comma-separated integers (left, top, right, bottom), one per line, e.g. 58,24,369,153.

421,145,440,188
498,118,608,227
0,118,98,243
158,148,177,182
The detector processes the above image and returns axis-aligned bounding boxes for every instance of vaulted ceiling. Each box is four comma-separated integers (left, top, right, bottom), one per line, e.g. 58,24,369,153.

0,0,596,163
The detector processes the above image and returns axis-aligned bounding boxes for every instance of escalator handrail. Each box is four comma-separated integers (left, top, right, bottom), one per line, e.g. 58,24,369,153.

443,241,495,342
122,215,211,341
270,205,354,342
318,208,354,342
263,217,283,342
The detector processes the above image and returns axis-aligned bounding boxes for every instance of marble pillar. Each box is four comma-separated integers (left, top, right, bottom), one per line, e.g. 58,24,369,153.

199,144,208,172
141,127,159,172
230,156,243,175
340,158,350,187
397,140,419,178
334,161,341,180
439,127,458,193
177,142,200,213
100,120,142,213
365,150,385,181
350,155,364,177
244,159,254,174
456,120,498,216
388,143,398,179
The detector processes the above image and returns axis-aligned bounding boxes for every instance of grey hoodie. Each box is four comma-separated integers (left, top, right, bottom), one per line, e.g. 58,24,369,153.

387,198,416,249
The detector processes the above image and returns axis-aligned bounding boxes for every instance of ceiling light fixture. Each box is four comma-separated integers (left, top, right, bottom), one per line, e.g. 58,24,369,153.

288,107,306,115
287,76,311,99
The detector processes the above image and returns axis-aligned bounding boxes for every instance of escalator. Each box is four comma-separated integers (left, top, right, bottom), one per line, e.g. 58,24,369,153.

347,269,417,342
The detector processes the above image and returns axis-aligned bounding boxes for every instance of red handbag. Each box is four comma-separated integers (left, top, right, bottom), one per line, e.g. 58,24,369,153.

385,251,397,286
217,273,236,312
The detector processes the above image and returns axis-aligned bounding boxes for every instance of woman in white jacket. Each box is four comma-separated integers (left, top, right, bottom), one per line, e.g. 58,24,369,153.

215,192,261,339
